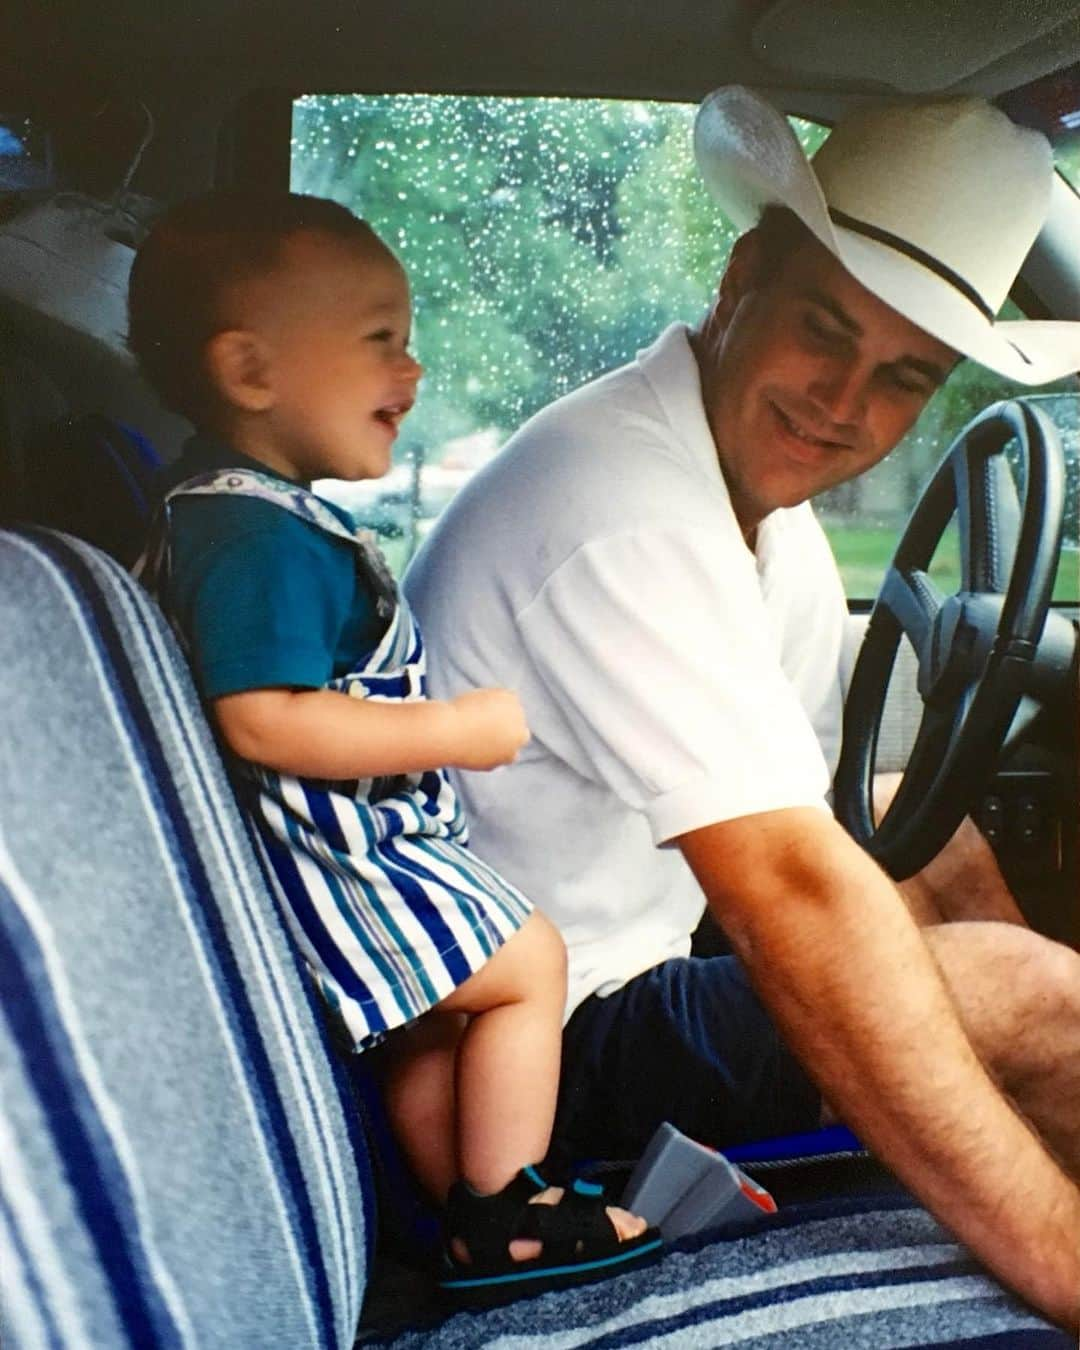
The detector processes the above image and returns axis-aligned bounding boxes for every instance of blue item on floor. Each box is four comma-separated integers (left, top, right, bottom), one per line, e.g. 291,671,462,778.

726,1123,864,1163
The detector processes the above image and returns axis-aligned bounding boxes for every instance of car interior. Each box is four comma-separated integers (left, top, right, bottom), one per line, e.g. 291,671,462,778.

1,1,1078,1346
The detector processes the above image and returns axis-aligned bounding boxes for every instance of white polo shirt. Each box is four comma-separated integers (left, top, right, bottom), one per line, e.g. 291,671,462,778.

405,324,849,1019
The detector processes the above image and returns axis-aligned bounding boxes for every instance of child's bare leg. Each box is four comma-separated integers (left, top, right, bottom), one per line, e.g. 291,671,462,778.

378,1011,465,1202
438,911,645,1260
438,913,564,1191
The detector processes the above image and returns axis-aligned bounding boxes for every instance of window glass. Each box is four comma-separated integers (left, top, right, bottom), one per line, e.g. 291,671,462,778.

816,368,1079,604
1055,136,1080,191
292,94,1078,601
291,93,818,564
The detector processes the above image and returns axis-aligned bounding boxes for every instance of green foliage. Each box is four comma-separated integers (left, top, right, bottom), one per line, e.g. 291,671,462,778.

1054,133,1080,190
292,94,796,458
823,522,1078,602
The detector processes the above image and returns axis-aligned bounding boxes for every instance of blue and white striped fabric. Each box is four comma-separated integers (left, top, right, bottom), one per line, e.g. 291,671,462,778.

0,527,374,1349
143,471,533,1049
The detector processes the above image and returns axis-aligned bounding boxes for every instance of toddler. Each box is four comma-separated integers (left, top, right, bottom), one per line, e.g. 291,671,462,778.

127,191,658,1302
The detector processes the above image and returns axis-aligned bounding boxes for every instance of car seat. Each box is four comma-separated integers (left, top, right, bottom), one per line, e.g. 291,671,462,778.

0,525,374,1346
0,348,160,565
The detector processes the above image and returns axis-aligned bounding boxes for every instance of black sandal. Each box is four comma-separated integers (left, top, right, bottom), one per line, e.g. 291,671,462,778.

439,1164,663,1306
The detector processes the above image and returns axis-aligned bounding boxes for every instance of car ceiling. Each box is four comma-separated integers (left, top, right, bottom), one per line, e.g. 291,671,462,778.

3,0,1080,197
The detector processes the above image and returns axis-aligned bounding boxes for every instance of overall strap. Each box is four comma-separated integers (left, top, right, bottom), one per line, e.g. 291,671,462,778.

134,468,397,620
163,469,361,545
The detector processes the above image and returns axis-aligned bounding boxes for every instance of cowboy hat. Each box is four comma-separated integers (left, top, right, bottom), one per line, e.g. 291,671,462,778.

694,86,1080,385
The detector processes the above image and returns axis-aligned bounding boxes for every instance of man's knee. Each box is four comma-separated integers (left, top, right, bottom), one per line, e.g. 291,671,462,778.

927,920,1078,994
925,922,1080,1084
908,825,1024,928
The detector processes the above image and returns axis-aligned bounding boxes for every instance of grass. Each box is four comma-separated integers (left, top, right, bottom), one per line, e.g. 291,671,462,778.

823,524,1079,605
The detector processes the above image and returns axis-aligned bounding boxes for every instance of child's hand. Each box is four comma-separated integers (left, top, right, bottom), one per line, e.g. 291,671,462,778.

448,689,530,770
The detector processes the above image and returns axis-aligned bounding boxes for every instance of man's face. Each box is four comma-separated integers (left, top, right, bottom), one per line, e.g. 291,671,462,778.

698,230,957,538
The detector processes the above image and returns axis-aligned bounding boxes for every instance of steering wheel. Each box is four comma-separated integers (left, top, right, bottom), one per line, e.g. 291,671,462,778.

834,399,1075,881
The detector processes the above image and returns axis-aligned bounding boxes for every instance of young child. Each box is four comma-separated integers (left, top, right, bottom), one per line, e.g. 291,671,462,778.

127,191,658,1301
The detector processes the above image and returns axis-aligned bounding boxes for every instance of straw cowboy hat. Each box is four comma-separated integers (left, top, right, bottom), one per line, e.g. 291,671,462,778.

694,86,1080,385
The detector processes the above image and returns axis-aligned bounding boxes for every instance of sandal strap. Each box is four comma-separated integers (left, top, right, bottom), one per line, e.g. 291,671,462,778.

445,1169,619,1270
445,1165,550,1267
516,1179,617,1263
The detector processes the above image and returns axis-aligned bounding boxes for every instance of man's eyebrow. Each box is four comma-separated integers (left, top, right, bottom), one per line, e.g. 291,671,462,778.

897,354,953,386
804,288,860,335
804,287,954,385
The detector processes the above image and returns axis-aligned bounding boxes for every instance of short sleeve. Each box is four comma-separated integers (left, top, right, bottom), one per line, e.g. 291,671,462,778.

173,523,352,699
516,524,832,844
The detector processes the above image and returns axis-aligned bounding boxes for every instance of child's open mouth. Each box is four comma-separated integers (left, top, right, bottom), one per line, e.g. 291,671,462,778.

373,401,413,431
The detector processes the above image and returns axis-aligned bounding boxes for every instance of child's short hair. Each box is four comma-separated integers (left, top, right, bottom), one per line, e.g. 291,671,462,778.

127,191,376,420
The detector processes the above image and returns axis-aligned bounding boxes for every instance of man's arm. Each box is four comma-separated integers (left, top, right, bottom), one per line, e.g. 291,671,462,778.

678,806,1080,1331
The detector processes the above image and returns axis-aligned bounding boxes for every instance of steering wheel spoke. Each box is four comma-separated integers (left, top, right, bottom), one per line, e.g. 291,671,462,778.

878,565,944,661
954,440,1021,593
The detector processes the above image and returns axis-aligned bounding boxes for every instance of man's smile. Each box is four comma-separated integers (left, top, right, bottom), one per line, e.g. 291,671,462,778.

768,399,852,454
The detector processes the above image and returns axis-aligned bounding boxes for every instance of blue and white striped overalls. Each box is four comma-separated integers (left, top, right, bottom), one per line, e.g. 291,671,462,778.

140,469,533,1048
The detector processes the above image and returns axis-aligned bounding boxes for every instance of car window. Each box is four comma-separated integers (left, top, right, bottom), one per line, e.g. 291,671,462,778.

1055,140,1080,190
292,93,1079,602
821,362,1079,604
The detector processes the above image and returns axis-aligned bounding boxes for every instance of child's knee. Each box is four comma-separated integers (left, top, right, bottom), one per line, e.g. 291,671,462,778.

520,910,567,983
490,910,567,1009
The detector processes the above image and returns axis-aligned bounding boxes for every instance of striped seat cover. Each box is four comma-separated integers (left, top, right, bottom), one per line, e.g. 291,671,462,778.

0,528,374,1348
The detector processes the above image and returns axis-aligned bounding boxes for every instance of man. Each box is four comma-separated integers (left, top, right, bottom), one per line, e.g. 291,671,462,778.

405,88,1080,1326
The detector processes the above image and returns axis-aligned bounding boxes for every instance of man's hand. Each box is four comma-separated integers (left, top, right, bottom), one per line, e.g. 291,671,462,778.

447,688,531,770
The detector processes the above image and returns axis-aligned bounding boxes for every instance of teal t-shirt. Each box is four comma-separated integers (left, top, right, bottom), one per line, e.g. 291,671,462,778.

157,437,387,700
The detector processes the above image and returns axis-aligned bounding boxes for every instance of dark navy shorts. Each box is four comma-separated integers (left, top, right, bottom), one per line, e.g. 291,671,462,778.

552,955,822,1162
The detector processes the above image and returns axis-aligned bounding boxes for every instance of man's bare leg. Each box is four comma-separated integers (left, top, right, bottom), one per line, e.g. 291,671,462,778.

874,773,1028,928
819,918,1080,1184
922,922,1080,1180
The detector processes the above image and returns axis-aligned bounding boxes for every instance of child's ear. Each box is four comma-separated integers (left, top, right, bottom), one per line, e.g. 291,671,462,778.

205,329,275,412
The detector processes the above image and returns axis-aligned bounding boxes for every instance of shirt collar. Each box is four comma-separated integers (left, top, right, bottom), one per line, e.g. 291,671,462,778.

634,322,796,568
634,324,723,495
636,322,754,554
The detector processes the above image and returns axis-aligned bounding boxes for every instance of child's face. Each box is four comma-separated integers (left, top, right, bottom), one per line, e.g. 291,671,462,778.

229,228,422,483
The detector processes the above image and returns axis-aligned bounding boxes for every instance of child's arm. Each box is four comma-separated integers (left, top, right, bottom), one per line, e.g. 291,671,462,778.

213,686,529,778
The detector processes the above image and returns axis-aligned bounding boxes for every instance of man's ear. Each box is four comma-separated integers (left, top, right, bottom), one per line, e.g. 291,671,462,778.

714,229,765,323
204,329,276,412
